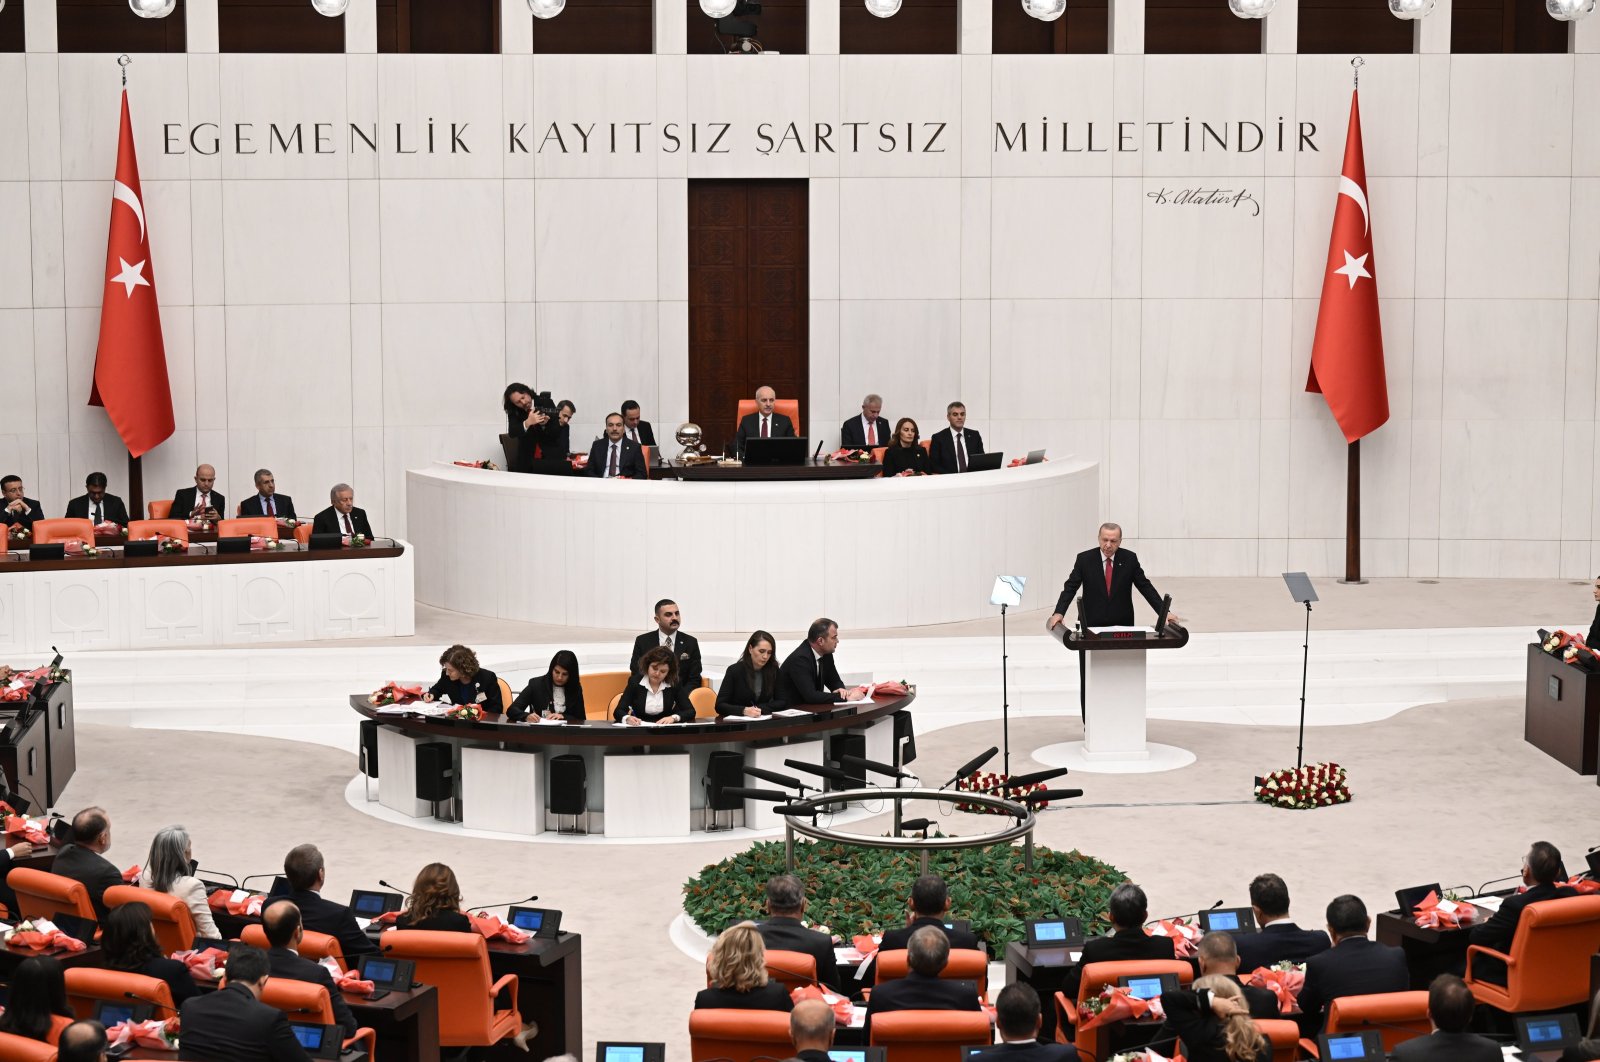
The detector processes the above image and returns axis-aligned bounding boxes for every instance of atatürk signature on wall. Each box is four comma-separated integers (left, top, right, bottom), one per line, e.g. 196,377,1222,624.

1146,187,1260,216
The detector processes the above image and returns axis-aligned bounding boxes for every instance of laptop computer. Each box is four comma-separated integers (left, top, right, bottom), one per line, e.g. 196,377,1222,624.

1024,916,1084,949
744,436,808,466
507,906,563,938
1317,1030,1384,1061
1198,907,1257,935
966,451,1004,472
1394,882,1441,914
288,1022,345,1060
1516,1012,1581,1061
1118,972,1179,1000
595,1044,664,1062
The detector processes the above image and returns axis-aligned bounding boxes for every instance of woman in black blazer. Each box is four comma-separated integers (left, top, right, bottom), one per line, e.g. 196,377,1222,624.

694,923,794,1012
615,646,694,724
503,382,555,472
103,902,200,1006
509,650,587,723
880,418,933,477
1159,977,1271,1062
423,644,504,716
717,631,787,717
396,863,474,933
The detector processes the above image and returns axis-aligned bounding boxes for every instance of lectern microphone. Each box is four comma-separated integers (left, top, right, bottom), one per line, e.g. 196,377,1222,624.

939,746,999,789
783,760,860,787
724,787,788,803
979,767,1068,792
1020,788,1084,804
743,766,809,791
900,818,933,833
836,754,910,780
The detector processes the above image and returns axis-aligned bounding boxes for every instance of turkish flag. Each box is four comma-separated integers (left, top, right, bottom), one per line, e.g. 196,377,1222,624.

89,90,175,459
1306,90,1388,444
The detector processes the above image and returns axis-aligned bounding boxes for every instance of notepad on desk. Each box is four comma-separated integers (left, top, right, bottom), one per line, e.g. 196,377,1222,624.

772,708,812,717
723,714,771,722
535,717,569,726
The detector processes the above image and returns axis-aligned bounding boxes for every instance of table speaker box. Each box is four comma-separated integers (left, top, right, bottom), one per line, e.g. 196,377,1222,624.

548,754,587,816
414,742,453,801
704,750,745,812
828,733,866,790
359,719,379,779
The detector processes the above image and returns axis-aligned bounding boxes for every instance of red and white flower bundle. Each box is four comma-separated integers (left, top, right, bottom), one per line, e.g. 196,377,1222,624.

1253,762,1350,810
953,770,1048,813
368,681,423,706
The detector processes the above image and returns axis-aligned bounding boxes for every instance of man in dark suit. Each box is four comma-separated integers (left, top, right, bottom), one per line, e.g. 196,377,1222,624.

1392,974,1501,1062
172,464,224,523
734,386,797,455
630,599,703,690
977,983,1080,1061
261,844,377,957
864,926,982,1035
1193,932,1279,1019
57,1020,109,1062
620,399,656,448
178,945,312,1061
1235,873,1330,972
928,401,986,474
754,874,843,993
261,902,358,1037
779,618,862,709
1,475,43,531
840,394,890,450
1295,894,1409,1036
65,473,129,527
1589,577,1599,653
1063,882,1176,1001
588,413,648,479
879,874,982,953
1468,840,1577,985
790,998,837,1062
310,484,375,539
239,469,295,519
51,806,122,921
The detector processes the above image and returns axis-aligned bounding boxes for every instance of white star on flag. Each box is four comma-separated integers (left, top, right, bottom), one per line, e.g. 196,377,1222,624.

1332,249,1372,290
109,256,150,298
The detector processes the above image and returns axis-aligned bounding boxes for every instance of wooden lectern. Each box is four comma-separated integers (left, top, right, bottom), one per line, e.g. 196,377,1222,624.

1524,643,1600,775
1049,621,1189,762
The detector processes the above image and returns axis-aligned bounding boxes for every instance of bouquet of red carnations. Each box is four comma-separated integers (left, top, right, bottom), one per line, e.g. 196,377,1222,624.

1254,762,1350,810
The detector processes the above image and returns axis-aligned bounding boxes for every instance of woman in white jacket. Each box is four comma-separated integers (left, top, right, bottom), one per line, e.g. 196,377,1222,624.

136,824,220,939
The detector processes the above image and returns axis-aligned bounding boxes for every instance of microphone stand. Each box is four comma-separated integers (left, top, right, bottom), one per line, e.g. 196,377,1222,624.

1297,597,1311,769
1001,601,1011,776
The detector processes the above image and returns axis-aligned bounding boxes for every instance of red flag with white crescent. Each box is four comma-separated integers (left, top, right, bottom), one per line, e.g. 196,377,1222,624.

1306,89,1388,444
89,90,175,459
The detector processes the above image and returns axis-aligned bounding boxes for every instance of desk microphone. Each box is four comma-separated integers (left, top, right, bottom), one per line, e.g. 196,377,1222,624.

1020,789,1083,805
1476,874,1523,896
467,892,539,911
836,754,911,781
1147,900,1221,927
123,989,177,1018
239,873,281,891
979,767,1069,792
812,439,825,459
774,804,816,818
900,818,933,833
195,867,239,887
939,747,999,790
377,879,412,896
742,766,812,792
782,760,860,787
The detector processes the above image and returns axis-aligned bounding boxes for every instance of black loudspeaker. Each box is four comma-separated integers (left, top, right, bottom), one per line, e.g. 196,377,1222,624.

414,742,453,801
359,720,379,778
704,751,745,812
828,733,866,790
548,754,587,816
894,710,917,766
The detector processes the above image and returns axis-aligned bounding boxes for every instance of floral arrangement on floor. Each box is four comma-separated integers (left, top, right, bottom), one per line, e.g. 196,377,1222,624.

952,770,1049,813
1253,762,1349,810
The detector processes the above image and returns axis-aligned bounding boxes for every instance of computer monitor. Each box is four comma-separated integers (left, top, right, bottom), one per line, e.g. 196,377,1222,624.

1317,1030,1383,1061
743,436,808,466
288,1022,344,1059
94,1000,150,1027
1394,883,1441,914
1198,907,1257,935
966,451,1004,472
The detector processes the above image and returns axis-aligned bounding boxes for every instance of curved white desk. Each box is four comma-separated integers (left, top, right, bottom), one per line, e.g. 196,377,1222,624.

407,459,1099,631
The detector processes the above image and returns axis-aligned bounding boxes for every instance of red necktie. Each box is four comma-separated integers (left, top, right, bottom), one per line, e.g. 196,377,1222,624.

1104,555,1113,595
867,421,876,446
342,512,353,535
761,416,769,438
266,496,275,517
607,443,619,477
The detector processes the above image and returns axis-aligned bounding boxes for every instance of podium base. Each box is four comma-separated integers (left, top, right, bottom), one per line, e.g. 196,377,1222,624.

1032,740,1196,775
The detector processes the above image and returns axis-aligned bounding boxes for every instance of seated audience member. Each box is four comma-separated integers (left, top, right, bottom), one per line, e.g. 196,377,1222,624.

549,400,577,458
1391,974,1500,1062
789,998,837,1062
840,393,890,450
261,902,358,1038
880,874,981,952
396,863,473,932
620,399,656,447
509,650,586,723
1193,931,1278,1020
631,599,704,691
1063,882,1176,1000
755,875,842,993
1295,894,1407,1036
929,401,986,474
1234,873,1330,971
980,982,1080,1061
1468,840,1577,985
65,472,129,527
880,418,933,477
262,843,378,957
864,926,982,1035
588,413,647,479
694,922,794,1012
1,474,43,531
0,956,75,1044
172,464,224,523
178,945,312,1061
1561,989,1600,1062
734,386,797,455
503,383,551,472
778,618,861,709
1159,975,1270,1062
615,646,693,725
423,644,504,716
56,1020,109,1062
102,901,199,1006
52,806,121,920
0,832,35,924
717,630,787,717
139,824,222,939
310,483,374,538
238,468,295,520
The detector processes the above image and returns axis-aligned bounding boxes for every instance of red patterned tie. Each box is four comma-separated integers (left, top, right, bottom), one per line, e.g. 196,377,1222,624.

1104,555,1113,595
761,416,769,438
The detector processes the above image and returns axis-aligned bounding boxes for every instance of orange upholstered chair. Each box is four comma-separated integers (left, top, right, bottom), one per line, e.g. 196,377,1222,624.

689,687,717,716
869,1010,992,1062
874,948,989,999
127,519,189,544
582,671,631,720
641,445,653,478
688,1009,794,1062
380,929,522,1049
8,868,97,922
761,949,819,994
0,1031,58,1060
30,519,95,545
147,499,173,520
1298,991,1430,1058
1466,894,1600,1013
240,923,348,972
736,398,802,433
64,968,177,1020
1254,1018,1300,1062
259,978,377,1060
217,517,277,540
295,523,314,545
104,884,196,954
1054,960,1193,1062
497,677,514,713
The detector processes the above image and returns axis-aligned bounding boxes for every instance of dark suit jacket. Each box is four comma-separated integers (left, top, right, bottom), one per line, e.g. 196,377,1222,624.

778,643,846,708
508,675,586,723
65,493,129,526
694,982,794,1011
1063,928,1176,1000
735,411,797,454
1158,988,1272,1062
716,662,786,716
128,955,199,1007
1295,937,1408,1035
1392,1030,1503,1062
1561,1041,1600,1062
266,946,358,1036
623,421,656,448
1233,921,1330,972
172,487,224,521
974,1042,1080,1062
756,916,841,992
631,630,704,692
1,497,43,530
864,971,981,1035
263,889,378,957
614,680,694,722
881,445,933,477
310,506,374,538
396,909,473,932
239,493,295,519
428,668,504,715
879,916,981,954
840,415,892,450
506,400,559,472
797,1050,834,1062
1053,547,1166,627
587,437,647,479
178,983,312,1061
1590,604,1600,648
928,428,986,474
1468,881,1577,984
51,843,122,920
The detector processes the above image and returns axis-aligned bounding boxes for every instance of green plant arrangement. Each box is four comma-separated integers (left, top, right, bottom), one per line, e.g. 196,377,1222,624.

683,839,1128,947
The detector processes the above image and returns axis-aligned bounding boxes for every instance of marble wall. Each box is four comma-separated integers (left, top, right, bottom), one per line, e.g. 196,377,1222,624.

2,0,1598,578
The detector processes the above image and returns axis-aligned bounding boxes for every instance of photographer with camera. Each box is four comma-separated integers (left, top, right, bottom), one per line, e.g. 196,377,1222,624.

503,382,559,472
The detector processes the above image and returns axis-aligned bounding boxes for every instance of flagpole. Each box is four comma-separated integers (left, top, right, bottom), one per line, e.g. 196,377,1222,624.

114,53,148,520
1340,56,1367,586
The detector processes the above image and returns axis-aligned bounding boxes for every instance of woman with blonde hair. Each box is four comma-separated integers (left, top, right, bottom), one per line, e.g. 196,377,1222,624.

396,862,472,932
694,921,793,1011
1160,974,1270,1062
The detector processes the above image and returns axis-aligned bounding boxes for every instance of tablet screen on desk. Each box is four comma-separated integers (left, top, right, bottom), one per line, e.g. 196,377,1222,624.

1032,921,1065,942
363,958,396,982
1320,1032,1381,1061
1125,976,1164,1000
95,1003,139,1027
1517,1013,1579,1052
512,909,542,931
349,889,397,917
292,1025,326,1050
1208,910,1239,930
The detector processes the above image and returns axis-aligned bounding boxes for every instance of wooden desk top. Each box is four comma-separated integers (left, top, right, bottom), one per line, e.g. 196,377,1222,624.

0,544,403,573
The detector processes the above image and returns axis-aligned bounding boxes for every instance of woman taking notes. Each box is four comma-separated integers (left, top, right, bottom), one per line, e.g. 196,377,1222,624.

615,646,694,725
509,650,586,723
717,630,786,717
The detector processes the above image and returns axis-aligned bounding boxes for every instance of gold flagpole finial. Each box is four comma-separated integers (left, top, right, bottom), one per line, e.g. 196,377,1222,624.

117,54,131,88
1350,55,1364,90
